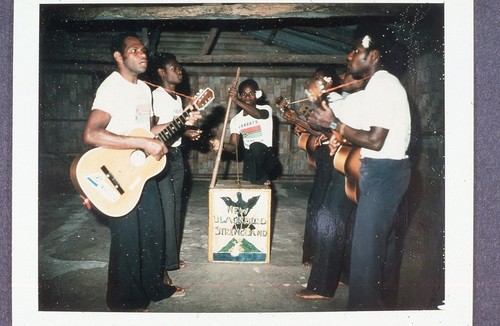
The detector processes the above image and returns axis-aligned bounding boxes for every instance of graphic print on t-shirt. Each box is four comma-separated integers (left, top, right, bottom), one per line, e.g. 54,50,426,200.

241,121,263,144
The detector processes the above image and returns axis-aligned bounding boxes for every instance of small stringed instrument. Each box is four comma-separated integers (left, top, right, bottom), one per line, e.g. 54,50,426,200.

275,96,326,168
70,88,215,217
304,75,334,104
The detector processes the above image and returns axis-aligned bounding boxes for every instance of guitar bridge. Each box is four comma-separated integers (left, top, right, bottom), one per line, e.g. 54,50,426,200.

101,165,125,195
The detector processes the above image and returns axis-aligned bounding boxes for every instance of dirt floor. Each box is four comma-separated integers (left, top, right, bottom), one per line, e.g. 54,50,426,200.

37,178,444,323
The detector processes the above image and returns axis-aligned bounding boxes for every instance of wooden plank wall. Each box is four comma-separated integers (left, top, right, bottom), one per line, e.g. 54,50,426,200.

39,65,319,187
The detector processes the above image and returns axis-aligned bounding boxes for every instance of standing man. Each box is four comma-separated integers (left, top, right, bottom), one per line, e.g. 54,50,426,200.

82,32,185,312
148,52,202,285
308,24,411,310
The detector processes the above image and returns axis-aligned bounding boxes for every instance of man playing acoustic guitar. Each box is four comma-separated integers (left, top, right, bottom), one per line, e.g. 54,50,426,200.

82,32,199,311
306,23,411,310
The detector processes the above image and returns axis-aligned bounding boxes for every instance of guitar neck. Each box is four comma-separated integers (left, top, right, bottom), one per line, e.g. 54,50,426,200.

294,118,323,137
155,108,193,145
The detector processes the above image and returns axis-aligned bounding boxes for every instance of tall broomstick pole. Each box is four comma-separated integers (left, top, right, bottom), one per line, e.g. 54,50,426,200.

209,67,240,189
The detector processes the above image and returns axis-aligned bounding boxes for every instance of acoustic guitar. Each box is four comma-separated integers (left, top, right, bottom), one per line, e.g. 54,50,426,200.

332,137,361,204
70,87,215,217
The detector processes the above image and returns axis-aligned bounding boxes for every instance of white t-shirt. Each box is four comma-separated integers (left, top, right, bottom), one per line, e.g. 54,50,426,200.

92,71,152,136
229,104,274,149
328,90,366,130
152,87,183,147
328,70,411,160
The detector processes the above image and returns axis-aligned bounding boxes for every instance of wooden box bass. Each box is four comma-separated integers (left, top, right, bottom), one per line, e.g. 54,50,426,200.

208,180,272,263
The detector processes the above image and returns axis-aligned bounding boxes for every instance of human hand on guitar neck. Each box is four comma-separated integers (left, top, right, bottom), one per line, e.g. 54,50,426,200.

150,95,204,143
306,101,351,155
276,96,322,138
183,103,203,141
306,100,336,130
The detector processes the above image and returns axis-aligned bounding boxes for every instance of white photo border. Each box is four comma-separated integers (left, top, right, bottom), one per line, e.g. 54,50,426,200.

12,1,473,325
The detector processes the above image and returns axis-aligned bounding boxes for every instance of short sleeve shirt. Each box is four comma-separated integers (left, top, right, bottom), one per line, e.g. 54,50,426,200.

229,104,274,149
360,70,411,159
152,87,183,147
328,70,411,159
92,71,152,135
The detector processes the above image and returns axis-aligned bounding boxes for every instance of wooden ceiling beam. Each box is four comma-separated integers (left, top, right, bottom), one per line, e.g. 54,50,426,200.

177,54,346,65
200,28,220,55
43,3,408,22
43,54,346,67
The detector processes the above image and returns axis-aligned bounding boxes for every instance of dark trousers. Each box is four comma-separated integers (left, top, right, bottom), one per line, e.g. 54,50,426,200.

243,142,279,185
347,158,411,310
157,148,185,270
306,168,356,297
302,145,334,264
106,180,177,311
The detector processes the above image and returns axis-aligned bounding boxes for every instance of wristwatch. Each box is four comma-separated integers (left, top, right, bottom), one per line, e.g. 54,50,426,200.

329,119,339,131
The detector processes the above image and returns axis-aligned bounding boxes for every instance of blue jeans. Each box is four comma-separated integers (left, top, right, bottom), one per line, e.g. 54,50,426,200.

348,157,411,310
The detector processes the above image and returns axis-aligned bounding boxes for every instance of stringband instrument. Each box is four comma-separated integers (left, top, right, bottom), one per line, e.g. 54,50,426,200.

70,87,215,217
304,75,335,104
330,130,361,204
276,96,327,168
303,74,370,204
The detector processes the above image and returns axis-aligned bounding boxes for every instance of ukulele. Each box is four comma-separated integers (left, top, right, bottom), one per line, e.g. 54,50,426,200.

70,88,215,217
275,96,326,168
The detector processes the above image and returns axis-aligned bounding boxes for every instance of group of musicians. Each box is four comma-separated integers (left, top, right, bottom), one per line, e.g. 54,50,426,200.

81,21,411,312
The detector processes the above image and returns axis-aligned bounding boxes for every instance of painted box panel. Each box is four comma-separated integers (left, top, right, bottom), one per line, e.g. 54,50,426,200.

208,180,272,263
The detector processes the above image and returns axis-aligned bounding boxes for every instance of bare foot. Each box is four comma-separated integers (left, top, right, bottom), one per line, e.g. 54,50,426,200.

294,289,331,300
263,180,271,186
302,262,312,268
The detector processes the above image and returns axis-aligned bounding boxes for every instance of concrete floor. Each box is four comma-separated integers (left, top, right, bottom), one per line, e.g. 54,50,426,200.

38,178,443,315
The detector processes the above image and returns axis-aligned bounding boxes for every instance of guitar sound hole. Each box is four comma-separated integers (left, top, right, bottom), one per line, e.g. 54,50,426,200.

130,150,147,167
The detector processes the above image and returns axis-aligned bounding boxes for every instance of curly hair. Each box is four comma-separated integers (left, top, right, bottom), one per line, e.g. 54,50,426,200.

109,32,141,56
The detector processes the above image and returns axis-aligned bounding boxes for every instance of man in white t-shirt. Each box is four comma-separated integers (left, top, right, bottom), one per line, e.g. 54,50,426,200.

82,32,185,311
308,24,411,310
217,79,280,186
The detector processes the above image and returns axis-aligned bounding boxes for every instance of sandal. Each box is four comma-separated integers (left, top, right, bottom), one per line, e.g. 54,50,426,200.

170,285,186,298
294,289,331,300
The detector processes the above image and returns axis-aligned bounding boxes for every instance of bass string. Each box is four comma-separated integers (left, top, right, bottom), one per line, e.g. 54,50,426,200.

141,79,194,101
287,75,372,106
